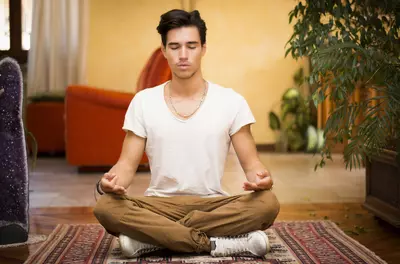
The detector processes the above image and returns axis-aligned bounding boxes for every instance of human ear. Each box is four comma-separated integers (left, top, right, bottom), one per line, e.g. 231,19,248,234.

161,43,167,58
201,43,207,56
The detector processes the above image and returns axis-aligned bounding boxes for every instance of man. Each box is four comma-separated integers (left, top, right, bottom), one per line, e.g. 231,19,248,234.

93,9,280,258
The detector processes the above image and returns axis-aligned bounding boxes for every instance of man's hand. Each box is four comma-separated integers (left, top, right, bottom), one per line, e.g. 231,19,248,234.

243,169,273,191
100,173,127,195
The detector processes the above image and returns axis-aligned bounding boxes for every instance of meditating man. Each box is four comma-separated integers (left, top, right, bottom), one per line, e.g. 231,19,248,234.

93,9,280,258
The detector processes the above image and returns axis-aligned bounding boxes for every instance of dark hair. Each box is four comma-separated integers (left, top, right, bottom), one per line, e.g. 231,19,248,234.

157,9,207,46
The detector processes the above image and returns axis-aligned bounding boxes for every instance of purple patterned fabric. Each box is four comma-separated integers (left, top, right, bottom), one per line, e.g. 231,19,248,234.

0,57,29,244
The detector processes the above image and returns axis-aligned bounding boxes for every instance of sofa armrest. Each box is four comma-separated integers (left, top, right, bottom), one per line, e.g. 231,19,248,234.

66,85,134,109
65,85,147,167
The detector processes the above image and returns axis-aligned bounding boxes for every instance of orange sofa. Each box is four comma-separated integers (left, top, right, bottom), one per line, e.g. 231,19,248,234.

26,100,65,154
136,46,171,92
65,47,171,169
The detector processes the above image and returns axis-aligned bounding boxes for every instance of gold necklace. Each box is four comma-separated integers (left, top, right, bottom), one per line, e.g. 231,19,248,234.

168,81,207,118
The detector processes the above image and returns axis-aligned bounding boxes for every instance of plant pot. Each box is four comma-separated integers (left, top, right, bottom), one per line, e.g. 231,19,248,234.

363,149,400,228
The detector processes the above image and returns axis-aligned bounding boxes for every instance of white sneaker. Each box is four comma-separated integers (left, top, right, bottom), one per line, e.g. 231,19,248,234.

119,234,163,258
210,230,270,257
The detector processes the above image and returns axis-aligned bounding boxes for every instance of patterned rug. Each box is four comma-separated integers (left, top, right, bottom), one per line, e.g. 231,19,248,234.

24,221,386,264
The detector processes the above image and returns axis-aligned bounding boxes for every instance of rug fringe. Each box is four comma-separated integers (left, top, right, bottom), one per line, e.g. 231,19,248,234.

0,234,47,248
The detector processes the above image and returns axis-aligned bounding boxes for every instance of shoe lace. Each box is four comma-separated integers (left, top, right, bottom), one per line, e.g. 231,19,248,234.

137,243,161,255
216,234,253,256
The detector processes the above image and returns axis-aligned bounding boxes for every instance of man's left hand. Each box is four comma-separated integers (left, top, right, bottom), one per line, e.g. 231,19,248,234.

243,170,273,191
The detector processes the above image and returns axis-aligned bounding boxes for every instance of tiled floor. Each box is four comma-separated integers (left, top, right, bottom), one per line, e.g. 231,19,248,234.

29,149,366,207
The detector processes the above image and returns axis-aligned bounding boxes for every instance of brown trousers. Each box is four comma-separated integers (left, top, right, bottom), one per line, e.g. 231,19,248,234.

93,190,280,253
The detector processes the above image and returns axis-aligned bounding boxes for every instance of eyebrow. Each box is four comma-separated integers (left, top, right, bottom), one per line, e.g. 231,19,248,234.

168,41,200,46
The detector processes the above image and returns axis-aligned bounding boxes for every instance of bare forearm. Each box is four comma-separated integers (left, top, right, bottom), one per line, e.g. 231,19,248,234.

243,160,265,180
98,131,146,194
231,125,274,191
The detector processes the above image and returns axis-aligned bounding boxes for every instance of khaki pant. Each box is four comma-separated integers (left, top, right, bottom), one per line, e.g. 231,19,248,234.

93,190,280,253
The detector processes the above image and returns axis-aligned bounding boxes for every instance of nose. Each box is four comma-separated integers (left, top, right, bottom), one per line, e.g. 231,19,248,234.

179,46,188,60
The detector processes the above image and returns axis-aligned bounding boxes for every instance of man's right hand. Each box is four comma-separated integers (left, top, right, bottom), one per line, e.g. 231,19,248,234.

100,173,127,195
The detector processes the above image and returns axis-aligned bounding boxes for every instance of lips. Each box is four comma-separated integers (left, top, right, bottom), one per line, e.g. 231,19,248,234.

177,64,190,70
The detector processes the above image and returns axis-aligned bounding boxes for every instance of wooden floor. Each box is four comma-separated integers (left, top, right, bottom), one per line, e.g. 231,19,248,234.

29,153,366,207
1,203,399,264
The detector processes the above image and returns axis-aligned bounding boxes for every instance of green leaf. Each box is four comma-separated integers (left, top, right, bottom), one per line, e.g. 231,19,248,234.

335,20,343,28
285,47,292,58
289,12,295,24
268,111,281,130
312,90,325,107
320,158,326,167
282,88,300,101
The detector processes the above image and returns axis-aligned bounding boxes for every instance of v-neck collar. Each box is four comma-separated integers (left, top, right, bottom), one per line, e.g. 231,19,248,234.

162,80,211,123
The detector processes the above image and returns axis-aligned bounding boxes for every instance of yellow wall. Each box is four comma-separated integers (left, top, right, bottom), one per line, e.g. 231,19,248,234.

87,0,181,92
87,0,307,144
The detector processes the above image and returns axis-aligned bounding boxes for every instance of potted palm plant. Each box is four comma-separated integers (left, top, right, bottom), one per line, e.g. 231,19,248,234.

286,0,400,227
269,67,325,153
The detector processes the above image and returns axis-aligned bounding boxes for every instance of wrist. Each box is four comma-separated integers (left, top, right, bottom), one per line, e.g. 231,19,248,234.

96,180,105,195
244,161,266,175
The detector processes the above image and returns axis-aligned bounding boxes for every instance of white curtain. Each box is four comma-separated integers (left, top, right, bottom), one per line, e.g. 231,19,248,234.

27,0,89,97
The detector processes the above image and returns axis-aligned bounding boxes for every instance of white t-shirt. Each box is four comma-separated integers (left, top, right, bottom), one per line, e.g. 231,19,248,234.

122,80,256,197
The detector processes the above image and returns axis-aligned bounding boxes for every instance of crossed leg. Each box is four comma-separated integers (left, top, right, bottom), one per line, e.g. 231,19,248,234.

93,190,280,253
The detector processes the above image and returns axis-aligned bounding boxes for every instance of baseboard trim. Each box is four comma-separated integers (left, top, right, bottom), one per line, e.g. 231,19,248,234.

77,164,150,173
36,151,66,158
256,144,275,152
